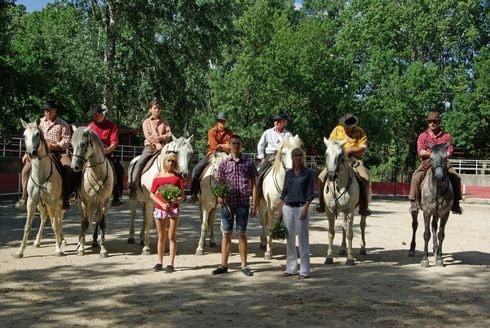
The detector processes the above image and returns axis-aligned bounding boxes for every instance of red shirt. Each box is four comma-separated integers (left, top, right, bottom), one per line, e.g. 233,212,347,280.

417,128,454,159
88,119,119,147
150,175,184,210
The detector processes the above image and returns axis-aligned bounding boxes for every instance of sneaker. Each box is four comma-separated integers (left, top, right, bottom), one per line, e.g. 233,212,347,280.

163,265,175,273
111,199,124,207
15,199,26,211
152,264,163,272
241,266,253,276
212,265,228,275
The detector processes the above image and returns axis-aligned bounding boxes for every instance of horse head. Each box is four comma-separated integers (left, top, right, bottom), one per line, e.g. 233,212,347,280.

274,134,303,170
21,118,48,159
429,143,449,183
162,134,194,177
71,126,96,172
324,138,347,181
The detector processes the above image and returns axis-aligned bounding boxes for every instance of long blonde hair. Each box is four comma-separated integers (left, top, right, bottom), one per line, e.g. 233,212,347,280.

161,152,179,173
291,147,305,169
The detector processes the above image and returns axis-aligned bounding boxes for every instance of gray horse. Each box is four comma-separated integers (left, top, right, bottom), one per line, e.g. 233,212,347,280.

409,143,453,267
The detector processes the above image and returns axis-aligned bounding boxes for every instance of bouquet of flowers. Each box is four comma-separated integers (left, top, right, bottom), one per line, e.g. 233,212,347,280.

211,178,231,200
156,184,182,204
270,220,288,240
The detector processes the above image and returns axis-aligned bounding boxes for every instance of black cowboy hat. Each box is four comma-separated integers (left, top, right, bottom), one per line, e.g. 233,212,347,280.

339,113,359,128
272,112,289,121
42,100,58,111
87,105,105,118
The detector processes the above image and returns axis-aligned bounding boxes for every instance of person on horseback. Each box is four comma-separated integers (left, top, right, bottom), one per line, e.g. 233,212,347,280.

128,100,172,199
408,111,463,215
317,113,371,216
87,105,125,207
16,100,74,211
256,112,292,187
189,112,233,201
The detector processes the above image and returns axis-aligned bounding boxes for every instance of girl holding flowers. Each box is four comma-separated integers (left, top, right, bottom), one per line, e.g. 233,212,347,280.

149,152,185,272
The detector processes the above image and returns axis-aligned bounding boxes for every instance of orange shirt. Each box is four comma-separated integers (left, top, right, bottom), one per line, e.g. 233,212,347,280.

207,125,233,155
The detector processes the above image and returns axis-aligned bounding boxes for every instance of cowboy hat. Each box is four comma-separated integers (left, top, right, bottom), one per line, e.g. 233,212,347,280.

339,113,359,128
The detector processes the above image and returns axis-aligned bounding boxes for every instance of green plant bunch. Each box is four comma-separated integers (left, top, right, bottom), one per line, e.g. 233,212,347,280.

270,221,288,240
157,184,182,203
211,178,231,199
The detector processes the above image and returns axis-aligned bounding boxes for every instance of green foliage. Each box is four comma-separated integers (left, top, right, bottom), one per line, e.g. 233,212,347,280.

156,184,182,203
270,220,288,240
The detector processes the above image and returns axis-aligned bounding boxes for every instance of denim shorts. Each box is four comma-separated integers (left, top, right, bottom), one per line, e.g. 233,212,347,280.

220,206,249,234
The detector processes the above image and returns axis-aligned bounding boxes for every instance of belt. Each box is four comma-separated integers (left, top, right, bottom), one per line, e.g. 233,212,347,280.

284,202,305,207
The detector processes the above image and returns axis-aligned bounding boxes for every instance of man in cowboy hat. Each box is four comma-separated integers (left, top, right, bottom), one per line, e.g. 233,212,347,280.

16,100,74,211
256,112,293,179
408,111,463,215
189,112,234,201
317,113,371,216
87,105,125,207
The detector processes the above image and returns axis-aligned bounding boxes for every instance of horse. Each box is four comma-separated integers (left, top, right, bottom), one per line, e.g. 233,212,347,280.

258,134,303,260
323,138,363,265
71,126,114,257
194,151,229,255
127,135,194,255
409,143,453,267
15,118,66,258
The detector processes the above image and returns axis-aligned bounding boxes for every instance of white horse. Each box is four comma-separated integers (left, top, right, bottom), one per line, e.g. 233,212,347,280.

323,138,363,265
15,118,66,258
258,135,303,260
195,151,229,255
71,127,114,257
127,135,194,255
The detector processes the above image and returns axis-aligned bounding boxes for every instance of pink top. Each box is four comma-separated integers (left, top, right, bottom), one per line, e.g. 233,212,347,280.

142,117,172,147
150,175,184,210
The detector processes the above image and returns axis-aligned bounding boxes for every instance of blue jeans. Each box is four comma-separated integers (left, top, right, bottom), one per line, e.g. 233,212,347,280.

220,206,249,234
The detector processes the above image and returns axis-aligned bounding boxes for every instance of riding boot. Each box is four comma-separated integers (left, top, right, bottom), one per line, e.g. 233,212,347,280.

62,196,70,211
358,179,371,216
189,177,199,202
449,170,463,215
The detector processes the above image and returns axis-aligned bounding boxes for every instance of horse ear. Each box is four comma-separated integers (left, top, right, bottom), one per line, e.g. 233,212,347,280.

187,134,194,144
442,143,449,150
172,134,177,142
35,117,41,127
323,137,330,148
71,124,77,133
83,126,91,134
20,118,28,129
428,142,433,150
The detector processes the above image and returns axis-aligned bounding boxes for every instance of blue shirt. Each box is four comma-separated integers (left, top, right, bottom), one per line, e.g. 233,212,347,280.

280,168,314,204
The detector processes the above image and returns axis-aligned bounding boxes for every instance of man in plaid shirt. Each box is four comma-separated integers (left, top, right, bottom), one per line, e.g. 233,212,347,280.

16,100,74,211
212,134,258,277
409,111,463,215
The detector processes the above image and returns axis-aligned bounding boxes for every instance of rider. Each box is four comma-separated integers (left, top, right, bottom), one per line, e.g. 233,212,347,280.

317,113,371,216
15,100,73,211
256,112,292,180
128,100,172,199
87,105,125,207
408,111,463,215
189,112,233,201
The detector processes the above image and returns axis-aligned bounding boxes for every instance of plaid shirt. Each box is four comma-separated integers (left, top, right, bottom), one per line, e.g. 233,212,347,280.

417,128,454,159
217,154,258,208
39,116,71,151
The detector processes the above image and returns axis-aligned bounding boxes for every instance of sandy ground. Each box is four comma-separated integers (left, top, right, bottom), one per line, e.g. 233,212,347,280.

0,196,488,328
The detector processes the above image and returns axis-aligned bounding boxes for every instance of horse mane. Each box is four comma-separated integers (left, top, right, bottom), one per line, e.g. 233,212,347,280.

272,136,303,171
209,151,228,169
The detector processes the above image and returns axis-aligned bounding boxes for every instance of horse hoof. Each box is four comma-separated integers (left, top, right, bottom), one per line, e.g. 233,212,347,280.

55,251,65,257
209,242,216,248
264,253,272,260
61,240,68,248
13,252,23,259
127,238,135,244
359,248,367,256
408,250,415,257
78,250,85,256
420,260,429,267
339,249,347,256
345,259,356,266
100,252,108,258
195,249,204,256
141,248,151,256
324,257,333,265
33,242,41,248
435,259,444,267
92,242,99,248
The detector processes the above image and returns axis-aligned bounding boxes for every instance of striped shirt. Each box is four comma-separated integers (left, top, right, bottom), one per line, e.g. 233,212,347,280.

217,154,258,208
39,116,71,151
417,128,454,159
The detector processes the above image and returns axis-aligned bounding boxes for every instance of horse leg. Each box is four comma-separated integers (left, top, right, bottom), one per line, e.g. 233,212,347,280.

325,215,335,264
139,202,146,246
47,206,64,256
54,208,67,253
258,203,267,250
196,207,209,255
78,216,89,256
15,200,37,258
98,215,108,258
435,214,449,266
128,199,137,244
421,212,431,267
339,227,347,256
408,212,418,257
33,206,48,248
141,202,153,255
92,222,99,248
264,209,275,260
431,215,439,259
359,215,367,255
345,214,355,265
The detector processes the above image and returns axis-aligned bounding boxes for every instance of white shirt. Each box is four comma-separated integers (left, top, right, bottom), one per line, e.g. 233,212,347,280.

257,127,292,159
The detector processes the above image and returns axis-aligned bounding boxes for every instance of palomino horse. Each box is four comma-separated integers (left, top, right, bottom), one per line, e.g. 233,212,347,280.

409,143,453,267
127,135,194,255
258,134,303,260
15,119,66,258
323,138,362,265
71,127,114,257
195,151,228,255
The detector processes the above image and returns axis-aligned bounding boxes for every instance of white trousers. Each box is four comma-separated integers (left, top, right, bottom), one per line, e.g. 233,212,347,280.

282,204,310,276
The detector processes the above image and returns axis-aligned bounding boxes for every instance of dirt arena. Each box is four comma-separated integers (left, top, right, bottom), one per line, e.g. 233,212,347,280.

0,197,488,327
